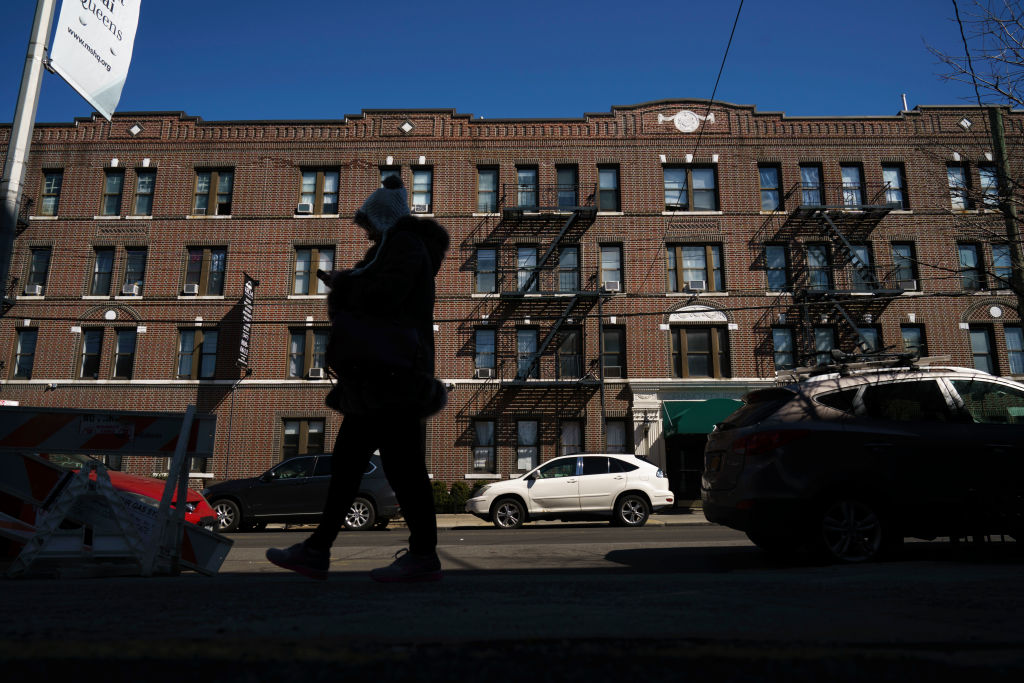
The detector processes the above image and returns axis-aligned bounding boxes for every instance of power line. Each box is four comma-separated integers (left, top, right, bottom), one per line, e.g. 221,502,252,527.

692,0,745,158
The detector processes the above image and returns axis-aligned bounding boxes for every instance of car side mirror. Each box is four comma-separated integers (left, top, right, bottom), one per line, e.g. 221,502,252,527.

260,471,275,482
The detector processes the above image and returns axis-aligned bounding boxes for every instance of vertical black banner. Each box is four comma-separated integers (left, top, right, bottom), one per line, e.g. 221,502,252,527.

237,275,256,368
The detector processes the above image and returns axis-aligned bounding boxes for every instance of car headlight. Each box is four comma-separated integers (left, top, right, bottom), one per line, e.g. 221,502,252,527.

474,484,493,497
656,469,666,478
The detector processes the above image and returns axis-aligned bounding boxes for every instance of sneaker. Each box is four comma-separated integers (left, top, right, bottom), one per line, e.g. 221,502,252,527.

370,549,442,583
266,541,330,581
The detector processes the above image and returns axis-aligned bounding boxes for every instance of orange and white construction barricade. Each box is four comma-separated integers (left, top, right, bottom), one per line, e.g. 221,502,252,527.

0,405,232,578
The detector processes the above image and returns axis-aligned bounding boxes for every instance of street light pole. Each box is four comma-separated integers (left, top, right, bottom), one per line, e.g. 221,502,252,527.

0,0,57,315
988,106,1024,320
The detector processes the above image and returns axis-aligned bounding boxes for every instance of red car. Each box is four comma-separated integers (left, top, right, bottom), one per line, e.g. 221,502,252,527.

42,453,218,530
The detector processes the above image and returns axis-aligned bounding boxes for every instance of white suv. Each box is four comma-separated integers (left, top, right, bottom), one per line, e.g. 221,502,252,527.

465,453,675,529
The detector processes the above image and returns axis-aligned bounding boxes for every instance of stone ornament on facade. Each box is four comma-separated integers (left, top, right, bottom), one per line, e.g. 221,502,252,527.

657,110,715,133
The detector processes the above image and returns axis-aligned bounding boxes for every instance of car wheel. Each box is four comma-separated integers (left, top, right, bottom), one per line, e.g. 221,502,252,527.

212,499,241,533
613,494,650,527
492,497,525,529
816,497,887,563
344,497,376,531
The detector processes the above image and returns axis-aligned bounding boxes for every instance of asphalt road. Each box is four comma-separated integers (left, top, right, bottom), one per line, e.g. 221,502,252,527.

3,524,1023,681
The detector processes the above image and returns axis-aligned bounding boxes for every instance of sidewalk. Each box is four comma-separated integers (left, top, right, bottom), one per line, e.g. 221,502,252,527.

387,507,710,529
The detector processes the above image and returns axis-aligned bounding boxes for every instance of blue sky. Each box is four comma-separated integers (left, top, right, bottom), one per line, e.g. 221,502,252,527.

0,0,985,124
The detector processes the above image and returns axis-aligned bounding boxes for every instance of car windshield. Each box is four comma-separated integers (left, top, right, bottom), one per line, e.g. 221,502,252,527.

39,453,99,471
718,388,795,430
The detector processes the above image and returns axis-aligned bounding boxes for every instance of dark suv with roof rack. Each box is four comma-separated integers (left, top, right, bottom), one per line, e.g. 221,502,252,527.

702,354,1024,562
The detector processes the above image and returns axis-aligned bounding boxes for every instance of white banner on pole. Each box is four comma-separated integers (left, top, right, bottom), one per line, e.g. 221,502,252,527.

49,1,142,121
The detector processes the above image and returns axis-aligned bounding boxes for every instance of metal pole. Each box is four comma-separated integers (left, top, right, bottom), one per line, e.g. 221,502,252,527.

987,106,1024,319
1,0,57,314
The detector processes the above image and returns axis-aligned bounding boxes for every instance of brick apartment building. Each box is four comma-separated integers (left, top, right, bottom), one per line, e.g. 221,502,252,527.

2,99,1022,501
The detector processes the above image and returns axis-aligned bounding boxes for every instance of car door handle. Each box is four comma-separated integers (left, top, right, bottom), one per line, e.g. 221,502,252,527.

566,479,577,484
613,476,625,480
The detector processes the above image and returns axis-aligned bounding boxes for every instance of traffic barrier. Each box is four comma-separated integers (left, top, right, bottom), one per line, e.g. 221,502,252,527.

0,405,232,578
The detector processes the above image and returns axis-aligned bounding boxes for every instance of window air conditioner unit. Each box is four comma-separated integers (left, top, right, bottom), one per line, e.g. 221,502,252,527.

412,203,430,213
474,367,494,379
24,284,42,296
899,279,918,291
121,283,140,296
296,202,313,215
687,279,707,292
666,204,686,211
183,283,199,295
308,367,325,379
602,280,620,293
194,207,206,216
604,365,623,378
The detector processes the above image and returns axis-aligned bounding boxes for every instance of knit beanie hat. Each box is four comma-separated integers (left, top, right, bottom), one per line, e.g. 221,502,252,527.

354,175,410,235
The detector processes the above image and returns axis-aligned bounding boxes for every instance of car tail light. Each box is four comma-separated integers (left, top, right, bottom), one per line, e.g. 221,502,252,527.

730,430,810,458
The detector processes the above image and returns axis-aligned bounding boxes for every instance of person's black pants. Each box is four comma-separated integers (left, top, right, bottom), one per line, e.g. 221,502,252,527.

308,413,437,555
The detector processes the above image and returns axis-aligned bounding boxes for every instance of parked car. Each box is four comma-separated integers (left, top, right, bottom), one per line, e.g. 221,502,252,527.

41,453,218,531
466,453,674,528
702,357,1024,562
202,454,398,532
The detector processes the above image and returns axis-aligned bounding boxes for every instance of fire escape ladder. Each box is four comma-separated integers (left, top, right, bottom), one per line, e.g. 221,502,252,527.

831,302,875,354
515,293,584,381
817,211,880,290
518,210,581,294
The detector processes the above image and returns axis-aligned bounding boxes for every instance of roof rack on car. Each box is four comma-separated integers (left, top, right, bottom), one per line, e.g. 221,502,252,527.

774,350,953,384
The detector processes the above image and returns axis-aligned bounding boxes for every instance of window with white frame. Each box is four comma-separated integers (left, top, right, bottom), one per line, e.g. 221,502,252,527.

412,168,432,212
600,245,622,291
772,328,796,370
517,421,538,471
560,420,582,456
476,247,497,293
473,420,496,472
667,244,723,292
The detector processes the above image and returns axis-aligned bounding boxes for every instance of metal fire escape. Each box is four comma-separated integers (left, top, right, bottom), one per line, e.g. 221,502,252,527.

759,181,902,364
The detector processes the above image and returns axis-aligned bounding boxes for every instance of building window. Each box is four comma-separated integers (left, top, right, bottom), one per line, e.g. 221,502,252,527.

299,170,339,215
39,170,63,216
799,164,823,205
90,247,115,296
517,421,539,471
184,247,227,296
671,326,730,378
856,327,881,354
606,420,627,454
380,167,400,187
558,246,579,292
850,244,875,292
969,326,995,374
113,328,137,379
477,168,498,213
193,169,233,215
80,328,103,379
123,248,147,296
516,166,538,209
516,329,538,379
598,165,620,211
667,244,723,292
556,166,578,208
901,325,927,358
557,327,582,379
13,329,37,379
517,247,538,292
807,244,832,291
473,420,496,472
664,166,717,211
475,329,496,371
177,329,218,379
412,168,433,213
958,243,983,291
759,165,782,211
475,247,497,293
101,170,124,216
840,164,864,206
882,164,907,209
814,327,836,366
891,242,917,289
1006,326,1024,374
26,247,51,295
282,419,325,460
947,164,969,210
293,247,334,295
992,244,1012,289
772,328,796,370
765,245,789,292
603,327,626,378
133,170,155,216
979,164,999,208
560,420,583,456
289,329,329,378
600,245,622,291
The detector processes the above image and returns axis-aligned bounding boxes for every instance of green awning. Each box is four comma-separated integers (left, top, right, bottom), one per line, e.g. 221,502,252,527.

662,399,744,436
